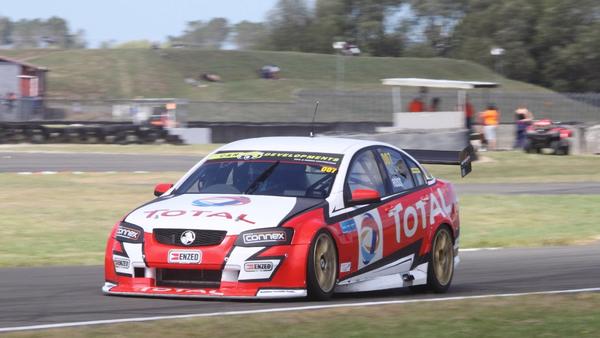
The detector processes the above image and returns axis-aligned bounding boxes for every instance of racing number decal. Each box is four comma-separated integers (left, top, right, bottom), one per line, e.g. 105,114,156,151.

320,166,337,174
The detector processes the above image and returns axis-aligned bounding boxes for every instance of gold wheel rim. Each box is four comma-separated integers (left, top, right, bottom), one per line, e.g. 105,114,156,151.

433,229,453,286
313,233,337,293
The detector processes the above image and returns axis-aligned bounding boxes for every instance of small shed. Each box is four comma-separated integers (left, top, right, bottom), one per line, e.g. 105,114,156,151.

381,78,498,130
0,56,48,98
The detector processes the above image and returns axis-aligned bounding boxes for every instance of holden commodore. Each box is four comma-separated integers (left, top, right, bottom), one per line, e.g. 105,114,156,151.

103,136,471,300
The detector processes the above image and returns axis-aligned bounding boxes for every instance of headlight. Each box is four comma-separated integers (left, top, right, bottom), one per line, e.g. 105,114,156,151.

235,227,293,247
115,222,144,243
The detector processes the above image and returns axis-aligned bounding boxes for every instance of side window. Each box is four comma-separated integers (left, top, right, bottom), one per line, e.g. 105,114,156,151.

346,150,386,197
405,157,427,187
377,148,415,193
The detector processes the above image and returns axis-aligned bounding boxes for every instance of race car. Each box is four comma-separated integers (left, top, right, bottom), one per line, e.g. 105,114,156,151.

524,119,573,155
103,137,471,300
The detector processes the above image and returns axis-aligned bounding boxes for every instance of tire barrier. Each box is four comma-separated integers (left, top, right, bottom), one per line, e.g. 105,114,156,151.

0,122,182,145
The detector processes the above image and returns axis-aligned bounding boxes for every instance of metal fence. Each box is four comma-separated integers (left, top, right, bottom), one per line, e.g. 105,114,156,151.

2,91,599,124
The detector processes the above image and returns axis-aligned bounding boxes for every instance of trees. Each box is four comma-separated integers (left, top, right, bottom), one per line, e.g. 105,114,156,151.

264,0,313,51
232,21,268,50
169,18,230,49
0,16,86,48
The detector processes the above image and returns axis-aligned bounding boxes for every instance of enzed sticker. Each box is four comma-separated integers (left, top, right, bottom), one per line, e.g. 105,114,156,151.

168,250,202,264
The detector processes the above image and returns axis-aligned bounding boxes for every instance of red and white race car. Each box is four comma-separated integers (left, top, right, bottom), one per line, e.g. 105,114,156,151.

103,137,471,299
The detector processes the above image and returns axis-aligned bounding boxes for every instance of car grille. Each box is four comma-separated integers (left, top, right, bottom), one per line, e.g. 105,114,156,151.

153,229,227,247
156,268,221,289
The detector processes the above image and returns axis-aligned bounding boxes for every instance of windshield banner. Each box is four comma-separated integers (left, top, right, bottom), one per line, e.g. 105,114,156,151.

207,151,343,167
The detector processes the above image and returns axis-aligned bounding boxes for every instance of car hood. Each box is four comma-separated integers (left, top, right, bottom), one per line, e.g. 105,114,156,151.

124,194,318,235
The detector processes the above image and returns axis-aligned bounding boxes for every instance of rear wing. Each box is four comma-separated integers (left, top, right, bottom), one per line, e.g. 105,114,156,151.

404,145,474,177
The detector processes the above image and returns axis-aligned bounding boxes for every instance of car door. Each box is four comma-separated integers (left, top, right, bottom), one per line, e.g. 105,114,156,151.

341,149,388,272
374,147,431,263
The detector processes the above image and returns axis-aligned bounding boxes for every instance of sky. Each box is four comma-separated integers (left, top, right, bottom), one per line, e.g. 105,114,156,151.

0,0,280,47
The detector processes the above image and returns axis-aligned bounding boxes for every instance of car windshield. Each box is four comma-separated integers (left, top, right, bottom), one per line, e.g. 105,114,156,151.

176,150,343,199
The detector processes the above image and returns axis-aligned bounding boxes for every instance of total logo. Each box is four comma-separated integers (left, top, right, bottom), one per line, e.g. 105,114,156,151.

192,196,251,207
359,213,381,265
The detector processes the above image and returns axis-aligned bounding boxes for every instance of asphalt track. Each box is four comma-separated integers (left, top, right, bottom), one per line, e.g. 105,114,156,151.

2,152,600,194
0,245,599,331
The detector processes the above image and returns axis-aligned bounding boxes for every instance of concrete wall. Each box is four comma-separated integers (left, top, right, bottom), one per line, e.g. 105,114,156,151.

390,111,464,130
347,129,469,151
584,125,600,154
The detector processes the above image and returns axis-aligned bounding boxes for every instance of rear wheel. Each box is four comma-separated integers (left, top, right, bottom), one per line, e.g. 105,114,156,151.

426,226,455,293
307,230,338,300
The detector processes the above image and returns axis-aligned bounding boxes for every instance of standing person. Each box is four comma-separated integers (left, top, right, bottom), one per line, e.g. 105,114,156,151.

408,96,425,112
465,96,475,131
429,97,441,112
514,107,533,149
5,92,16,113
479,104,500,151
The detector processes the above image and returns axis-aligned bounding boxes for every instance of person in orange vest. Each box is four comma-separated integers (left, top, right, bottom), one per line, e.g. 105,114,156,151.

408,97,425,112
479,104,500,151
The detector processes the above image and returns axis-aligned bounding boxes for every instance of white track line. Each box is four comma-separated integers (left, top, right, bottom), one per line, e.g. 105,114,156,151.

1,287,599,333
461,247,502,252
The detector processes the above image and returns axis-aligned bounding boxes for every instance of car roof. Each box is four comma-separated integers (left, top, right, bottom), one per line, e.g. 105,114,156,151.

217,136,388,154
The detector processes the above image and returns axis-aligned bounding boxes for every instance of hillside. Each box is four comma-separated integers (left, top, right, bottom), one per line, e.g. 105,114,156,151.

1,49,550,101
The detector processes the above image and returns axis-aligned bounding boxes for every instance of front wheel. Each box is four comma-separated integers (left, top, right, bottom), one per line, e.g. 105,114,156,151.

427,226,455,293
307,230,338,300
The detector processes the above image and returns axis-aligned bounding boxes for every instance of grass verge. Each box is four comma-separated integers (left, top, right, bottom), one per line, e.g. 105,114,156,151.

4,293,600,337
0,172,599,267
0,172,182,267
426,150,600,183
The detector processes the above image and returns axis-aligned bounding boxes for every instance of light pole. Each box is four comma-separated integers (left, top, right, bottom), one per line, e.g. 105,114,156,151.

490,47,505,76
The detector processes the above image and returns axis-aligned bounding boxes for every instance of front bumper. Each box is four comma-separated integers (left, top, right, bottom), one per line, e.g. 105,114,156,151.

104,233,311,299
102,281,307,299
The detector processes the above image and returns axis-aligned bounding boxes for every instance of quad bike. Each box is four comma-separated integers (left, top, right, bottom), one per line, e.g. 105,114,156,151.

524,119,572,155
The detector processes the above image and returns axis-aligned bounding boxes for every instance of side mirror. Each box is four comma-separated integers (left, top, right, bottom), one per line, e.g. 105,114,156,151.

348,189,381,206
154,183,174,197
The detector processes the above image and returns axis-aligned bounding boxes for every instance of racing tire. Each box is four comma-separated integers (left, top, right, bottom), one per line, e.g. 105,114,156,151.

523,139,534,153
551,141,561,155
426,226,455,293
557,140,570,155
307,230,338,300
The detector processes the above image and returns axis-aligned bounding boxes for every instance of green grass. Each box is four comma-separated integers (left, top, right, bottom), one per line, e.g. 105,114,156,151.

460,195,600,247
427,151,600,183
0,170,599,267
0,49,550,100
0,172,182,267
4,293,600,337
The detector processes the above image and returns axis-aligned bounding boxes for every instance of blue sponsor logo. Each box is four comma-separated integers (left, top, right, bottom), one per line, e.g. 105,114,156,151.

340,219,357,234
192,196,250,207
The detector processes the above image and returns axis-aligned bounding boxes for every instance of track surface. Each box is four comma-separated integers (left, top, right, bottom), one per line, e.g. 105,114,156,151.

0,152,199,172
2,152,600,194
1,245,599,330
